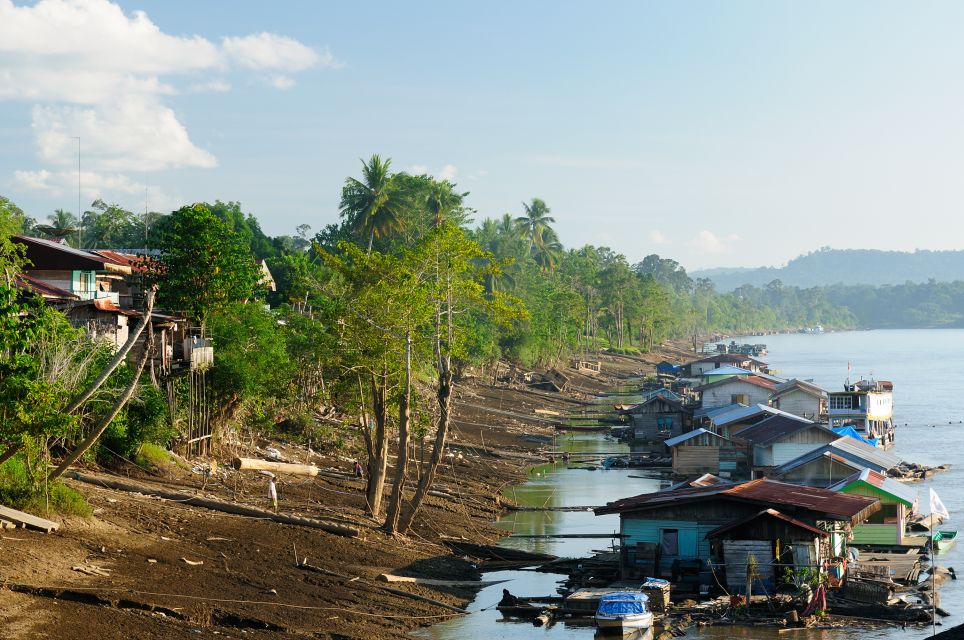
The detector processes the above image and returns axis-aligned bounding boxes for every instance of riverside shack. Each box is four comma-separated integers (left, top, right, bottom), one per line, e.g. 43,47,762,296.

595,478,879,583
731,415,839,470
827,469,917,545
663,429,745,476
769,437,901,486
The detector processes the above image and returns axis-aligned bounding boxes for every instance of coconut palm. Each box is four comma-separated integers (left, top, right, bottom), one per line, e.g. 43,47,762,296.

339,154,409,253
514,198,555,255
35,209,80,244
532,226,564,274
426,180,469,228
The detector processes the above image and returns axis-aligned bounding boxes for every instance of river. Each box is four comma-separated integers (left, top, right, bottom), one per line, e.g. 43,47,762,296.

416,330,964,640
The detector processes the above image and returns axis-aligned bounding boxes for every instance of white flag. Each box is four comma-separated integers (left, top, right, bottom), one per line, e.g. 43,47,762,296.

930,488,950,520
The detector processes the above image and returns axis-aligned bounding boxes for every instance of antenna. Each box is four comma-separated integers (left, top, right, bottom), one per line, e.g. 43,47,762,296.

73,136,81,247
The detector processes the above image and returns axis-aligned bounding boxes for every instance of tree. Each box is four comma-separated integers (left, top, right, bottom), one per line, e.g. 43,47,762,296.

35,209,80,245
339,155,411,252
151,203,261,332
515,198,555,255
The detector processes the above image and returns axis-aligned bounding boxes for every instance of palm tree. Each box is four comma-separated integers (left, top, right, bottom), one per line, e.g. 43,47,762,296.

515,198,555,255
339,154,409,252
35,209,80,244
532,226,564,274
426,180,468,228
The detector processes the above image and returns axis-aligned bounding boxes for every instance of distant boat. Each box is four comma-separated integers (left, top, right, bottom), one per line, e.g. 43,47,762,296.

595,592,654,633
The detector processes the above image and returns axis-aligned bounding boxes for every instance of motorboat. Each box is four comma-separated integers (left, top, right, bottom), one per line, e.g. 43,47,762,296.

595,591,653,632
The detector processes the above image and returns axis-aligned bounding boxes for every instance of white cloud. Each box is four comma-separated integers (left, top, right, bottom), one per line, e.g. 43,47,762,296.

16,169,146,199
33,98,217,172
649,230,669,245
0,0,332,194
438,164,458,181
692,230,740,253
222,33,326,71
408,163,460,181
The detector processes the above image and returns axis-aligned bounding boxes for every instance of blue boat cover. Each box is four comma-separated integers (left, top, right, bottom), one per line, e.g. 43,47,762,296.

597,592,648,615
832,426,878,447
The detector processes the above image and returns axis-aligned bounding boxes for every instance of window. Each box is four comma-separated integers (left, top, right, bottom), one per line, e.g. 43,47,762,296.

660,529,679,556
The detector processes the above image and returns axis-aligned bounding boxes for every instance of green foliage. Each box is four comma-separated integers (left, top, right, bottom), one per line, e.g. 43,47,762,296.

0,457,91,517
136,442,172,470
152,203,262,327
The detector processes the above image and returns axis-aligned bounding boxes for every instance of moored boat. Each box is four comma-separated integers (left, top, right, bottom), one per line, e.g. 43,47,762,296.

935,529,958,554
595,592,653,633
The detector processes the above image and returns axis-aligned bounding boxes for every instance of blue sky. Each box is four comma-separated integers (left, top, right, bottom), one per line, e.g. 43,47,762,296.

2,1,964,270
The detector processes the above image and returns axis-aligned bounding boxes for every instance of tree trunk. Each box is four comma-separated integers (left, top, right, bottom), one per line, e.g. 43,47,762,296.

397,360,452,535
384,331,412,533
49,322,154,482
366,368,389,517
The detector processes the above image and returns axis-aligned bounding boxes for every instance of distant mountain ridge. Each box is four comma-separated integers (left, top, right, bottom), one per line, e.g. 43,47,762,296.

693,248,964,291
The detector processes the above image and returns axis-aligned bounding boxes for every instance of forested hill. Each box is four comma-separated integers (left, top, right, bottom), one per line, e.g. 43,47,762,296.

693,248,964,291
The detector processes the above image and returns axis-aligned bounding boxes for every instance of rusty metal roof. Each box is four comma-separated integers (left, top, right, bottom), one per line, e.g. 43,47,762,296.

595,478,879,523
696,375,777,393
14,273,78,300
705,508,830,539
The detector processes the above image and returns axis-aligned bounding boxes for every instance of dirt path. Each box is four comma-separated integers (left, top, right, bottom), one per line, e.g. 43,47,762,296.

0,345,690,639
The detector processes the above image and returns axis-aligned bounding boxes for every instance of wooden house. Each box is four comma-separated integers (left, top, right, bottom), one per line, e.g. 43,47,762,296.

685,353,770,377
697,376,777,410
706,508,829,595
15,235,132,306
595,479,879,581
828,469,916,545
769,437,901,487
770,379,828,421
663,429,746,476
621,395,693,442
731,415,839,469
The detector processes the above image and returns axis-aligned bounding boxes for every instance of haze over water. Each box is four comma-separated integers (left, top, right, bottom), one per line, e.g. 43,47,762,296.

419,330,964,640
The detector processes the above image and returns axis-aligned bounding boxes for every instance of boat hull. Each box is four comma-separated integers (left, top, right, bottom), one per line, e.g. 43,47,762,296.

595,611,654,631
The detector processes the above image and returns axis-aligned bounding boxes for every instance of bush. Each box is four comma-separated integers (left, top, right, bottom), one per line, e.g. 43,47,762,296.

0,457,91,517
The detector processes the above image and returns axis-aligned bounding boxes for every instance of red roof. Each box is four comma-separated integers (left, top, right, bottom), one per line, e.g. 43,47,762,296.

92,250,153,273
91,298,140,316
595,478,879,522
14,273,78,300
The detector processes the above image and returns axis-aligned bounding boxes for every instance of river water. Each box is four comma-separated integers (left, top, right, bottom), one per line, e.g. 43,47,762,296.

416,330,964,640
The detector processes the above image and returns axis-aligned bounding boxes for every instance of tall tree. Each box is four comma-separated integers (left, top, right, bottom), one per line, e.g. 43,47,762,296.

515,198,555,255
339,155,410,252
150,203,261,332
35,209,81,245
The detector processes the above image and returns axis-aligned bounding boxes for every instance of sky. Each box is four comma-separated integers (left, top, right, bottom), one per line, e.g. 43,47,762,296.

2,0,964,270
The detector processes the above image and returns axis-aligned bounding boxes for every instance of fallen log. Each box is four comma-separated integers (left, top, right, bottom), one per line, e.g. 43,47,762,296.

377,573,507,588
68,472,357,537
231,457,319,477
0,505,59,533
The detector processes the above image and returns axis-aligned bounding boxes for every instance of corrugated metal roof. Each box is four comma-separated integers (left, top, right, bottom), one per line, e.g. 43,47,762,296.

826,469,917,507
697,375,777,393
595,478,879,522
772,378,829,399
733,415,825,446
705,508,830,539
694,402,748,420
770,437,900,475
700,365,753,377
664,428,728,447
14,273,78,300
14,235,131,273
690,353,768,366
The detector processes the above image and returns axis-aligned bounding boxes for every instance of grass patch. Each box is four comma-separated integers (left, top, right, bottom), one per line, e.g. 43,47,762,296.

0,457,92,518
136,442,172,470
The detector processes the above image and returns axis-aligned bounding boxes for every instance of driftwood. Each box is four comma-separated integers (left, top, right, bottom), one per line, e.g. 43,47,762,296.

377,573,508,588
231,457,319,477
67,472,358,537
0,505,59,533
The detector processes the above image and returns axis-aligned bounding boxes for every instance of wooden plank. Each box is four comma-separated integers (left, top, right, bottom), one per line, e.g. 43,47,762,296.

0,505,59,533
377,574,508,587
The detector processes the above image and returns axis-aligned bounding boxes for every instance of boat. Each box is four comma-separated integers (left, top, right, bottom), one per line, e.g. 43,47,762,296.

595,591,654,633
935,530,958,554
496,602,545,618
